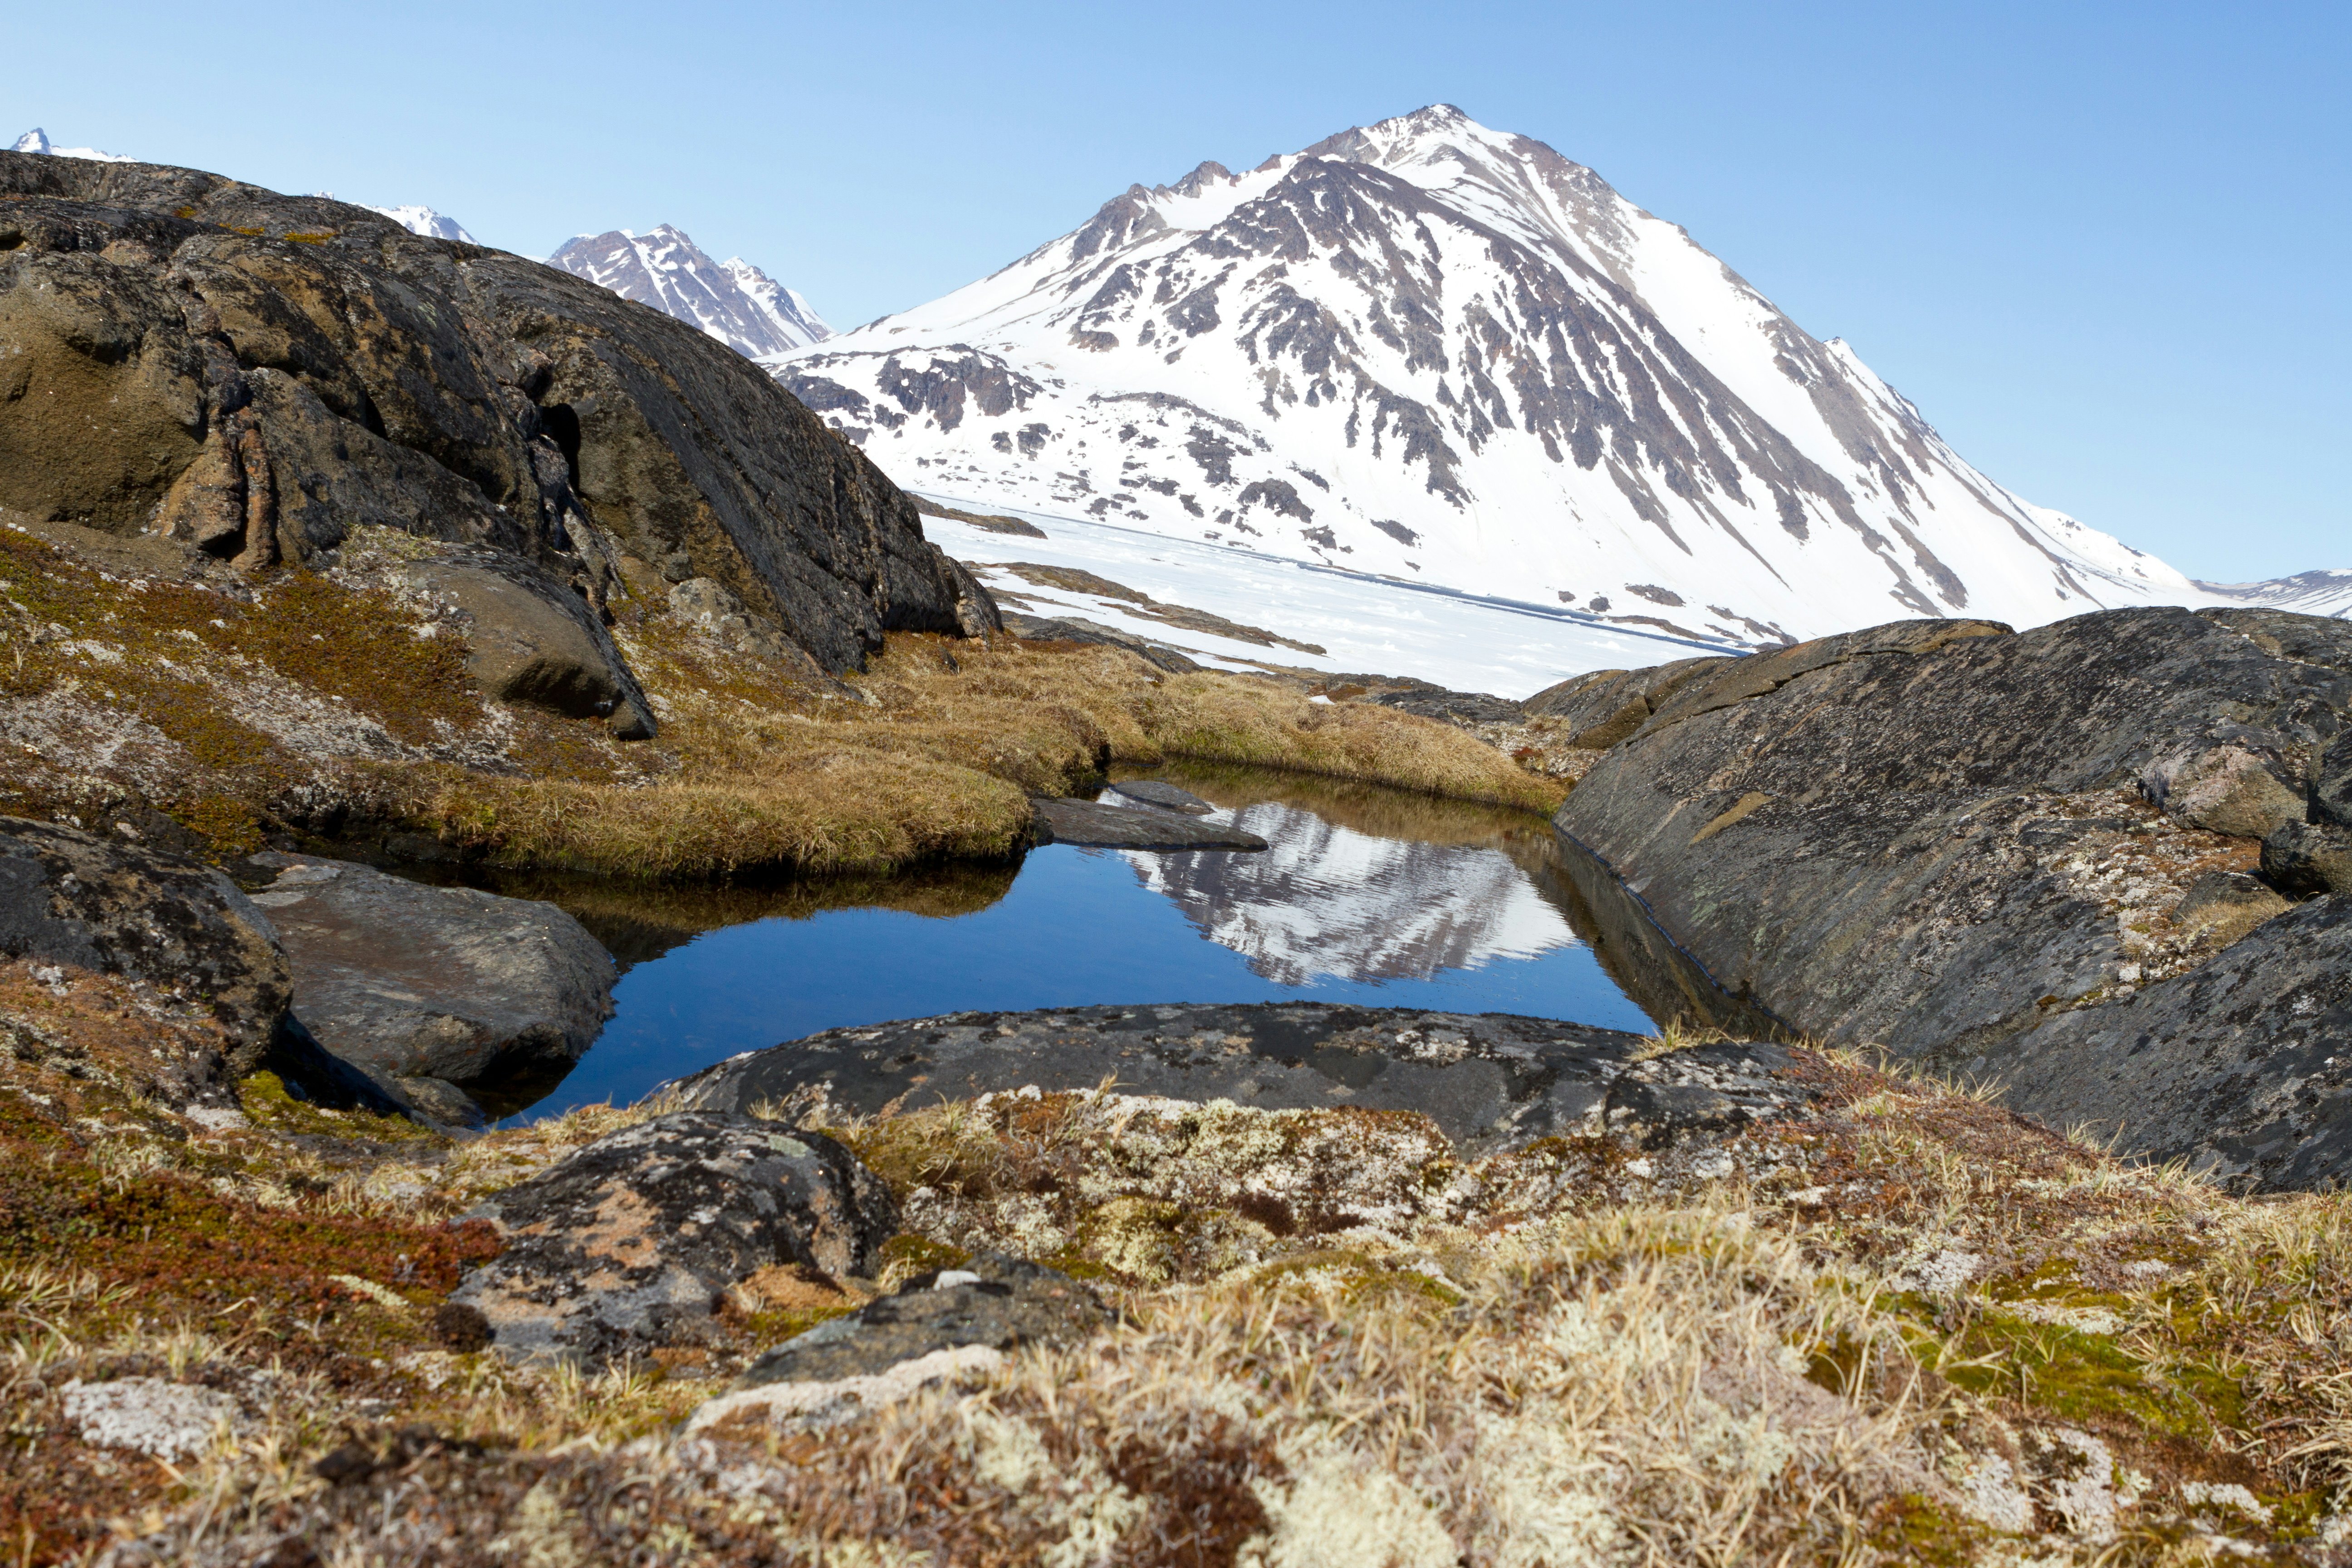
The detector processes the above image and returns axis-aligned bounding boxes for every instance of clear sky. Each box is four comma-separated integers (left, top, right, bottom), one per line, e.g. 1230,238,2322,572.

13,0,2347,581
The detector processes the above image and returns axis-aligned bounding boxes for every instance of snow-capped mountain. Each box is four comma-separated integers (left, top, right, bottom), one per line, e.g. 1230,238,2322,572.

774,105,2300,646
546,226,831,358
12,128,134,163
363,204,475,243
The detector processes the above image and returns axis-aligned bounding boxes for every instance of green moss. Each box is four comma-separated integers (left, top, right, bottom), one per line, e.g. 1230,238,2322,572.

737,1303,858,1347
237,1071,445,1145
1865,1494,1994,1563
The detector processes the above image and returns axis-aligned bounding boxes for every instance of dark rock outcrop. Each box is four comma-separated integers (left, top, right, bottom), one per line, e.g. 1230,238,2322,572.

2263,820,2352,897
1966,893,2352,1191
1551,606,2352,1186
0,147,996,683
1031,796,1268,851
241,853,615,1122
999,611,1203,672
448,1112,898,1366
0,816,289,1071
672,1003,1814,1157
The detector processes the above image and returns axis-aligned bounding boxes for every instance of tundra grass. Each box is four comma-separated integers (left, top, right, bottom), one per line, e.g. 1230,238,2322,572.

418,619,1567,878
16,958,2352,1562
2,522,1563,878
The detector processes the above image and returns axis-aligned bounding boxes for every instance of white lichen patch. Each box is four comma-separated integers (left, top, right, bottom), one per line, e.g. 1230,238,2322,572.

62,1376,241,1461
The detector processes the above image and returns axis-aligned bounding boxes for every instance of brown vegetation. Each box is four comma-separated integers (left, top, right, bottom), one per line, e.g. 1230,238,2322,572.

1,522,1560,879
12,948,2352,1562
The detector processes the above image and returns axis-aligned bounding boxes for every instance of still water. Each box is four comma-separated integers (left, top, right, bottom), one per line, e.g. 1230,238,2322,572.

494,765,1662,1122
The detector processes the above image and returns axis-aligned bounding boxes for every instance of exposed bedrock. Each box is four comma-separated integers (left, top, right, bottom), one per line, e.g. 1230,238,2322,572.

1551,605,2352,1189
0,147,996,693
671,1002,1818,1159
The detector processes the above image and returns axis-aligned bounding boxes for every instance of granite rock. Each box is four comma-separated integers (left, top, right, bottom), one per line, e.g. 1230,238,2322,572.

0,816,290,1071
448,1112,898,1366
0,147,997,678
1553,606,2352,1186
688,1253,1107,1433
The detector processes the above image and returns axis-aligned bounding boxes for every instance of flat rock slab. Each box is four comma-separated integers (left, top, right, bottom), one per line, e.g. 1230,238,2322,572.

0,816,290,1072
450,1112,898,1366
1105,779,1214,815
673,1003,1810,1156
1032,797,1266,851
245,853,615,1114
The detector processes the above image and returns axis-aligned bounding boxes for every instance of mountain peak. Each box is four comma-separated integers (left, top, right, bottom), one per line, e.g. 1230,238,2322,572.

546,225,830,358
768,111,2266,643
11,127,135,163
362,204,476,244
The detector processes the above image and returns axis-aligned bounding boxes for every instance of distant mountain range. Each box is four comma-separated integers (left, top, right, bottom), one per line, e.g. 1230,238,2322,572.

773,105,2344,642
545,226,832,358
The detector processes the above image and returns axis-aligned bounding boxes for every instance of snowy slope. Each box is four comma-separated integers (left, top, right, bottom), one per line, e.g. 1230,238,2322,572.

777,105,2292,647
2196,570,2352,619
12,128,134,162
547,226,830,357
919,491,1735,696
363,204,475,243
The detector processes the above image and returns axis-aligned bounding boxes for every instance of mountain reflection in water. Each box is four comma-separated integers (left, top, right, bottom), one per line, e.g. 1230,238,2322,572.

479,762,1661,1124
1123,799,1574,985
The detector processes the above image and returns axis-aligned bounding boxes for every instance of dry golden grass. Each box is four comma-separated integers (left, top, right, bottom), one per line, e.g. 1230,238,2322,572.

28,1010,2352,1564
4,523,1559,876
417,622,1566,878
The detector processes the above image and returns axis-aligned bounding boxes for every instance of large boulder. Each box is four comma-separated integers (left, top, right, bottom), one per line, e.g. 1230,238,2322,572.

0,147,997,680
398,554,656,740
673,1003,1815,1158
0,816,289,1070
1551,606,2352,1186
447,1112,899,1366
241,852,614,1122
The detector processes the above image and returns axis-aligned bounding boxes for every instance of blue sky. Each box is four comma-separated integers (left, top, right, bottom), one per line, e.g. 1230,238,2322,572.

14,1,2347,580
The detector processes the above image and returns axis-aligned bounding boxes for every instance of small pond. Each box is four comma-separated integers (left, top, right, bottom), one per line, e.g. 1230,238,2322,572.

473,764,1729,1124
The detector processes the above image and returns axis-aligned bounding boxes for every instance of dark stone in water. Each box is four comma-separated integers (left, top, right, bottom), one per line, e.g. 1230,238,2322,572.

243,852,615,1125
670,1002,1811,1157
1032,797,1266,851
1105,779,1214,815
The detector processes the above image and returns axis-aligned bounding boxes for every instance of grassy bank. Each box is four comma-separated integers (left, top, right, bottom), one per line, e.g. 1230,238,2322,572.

415,627,1568,879
1,523,1562,879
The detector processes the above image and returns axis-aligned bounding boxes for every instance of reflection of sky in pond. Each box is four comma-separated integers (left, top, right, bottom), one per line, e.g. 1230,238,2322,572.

513,816,1651,1123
